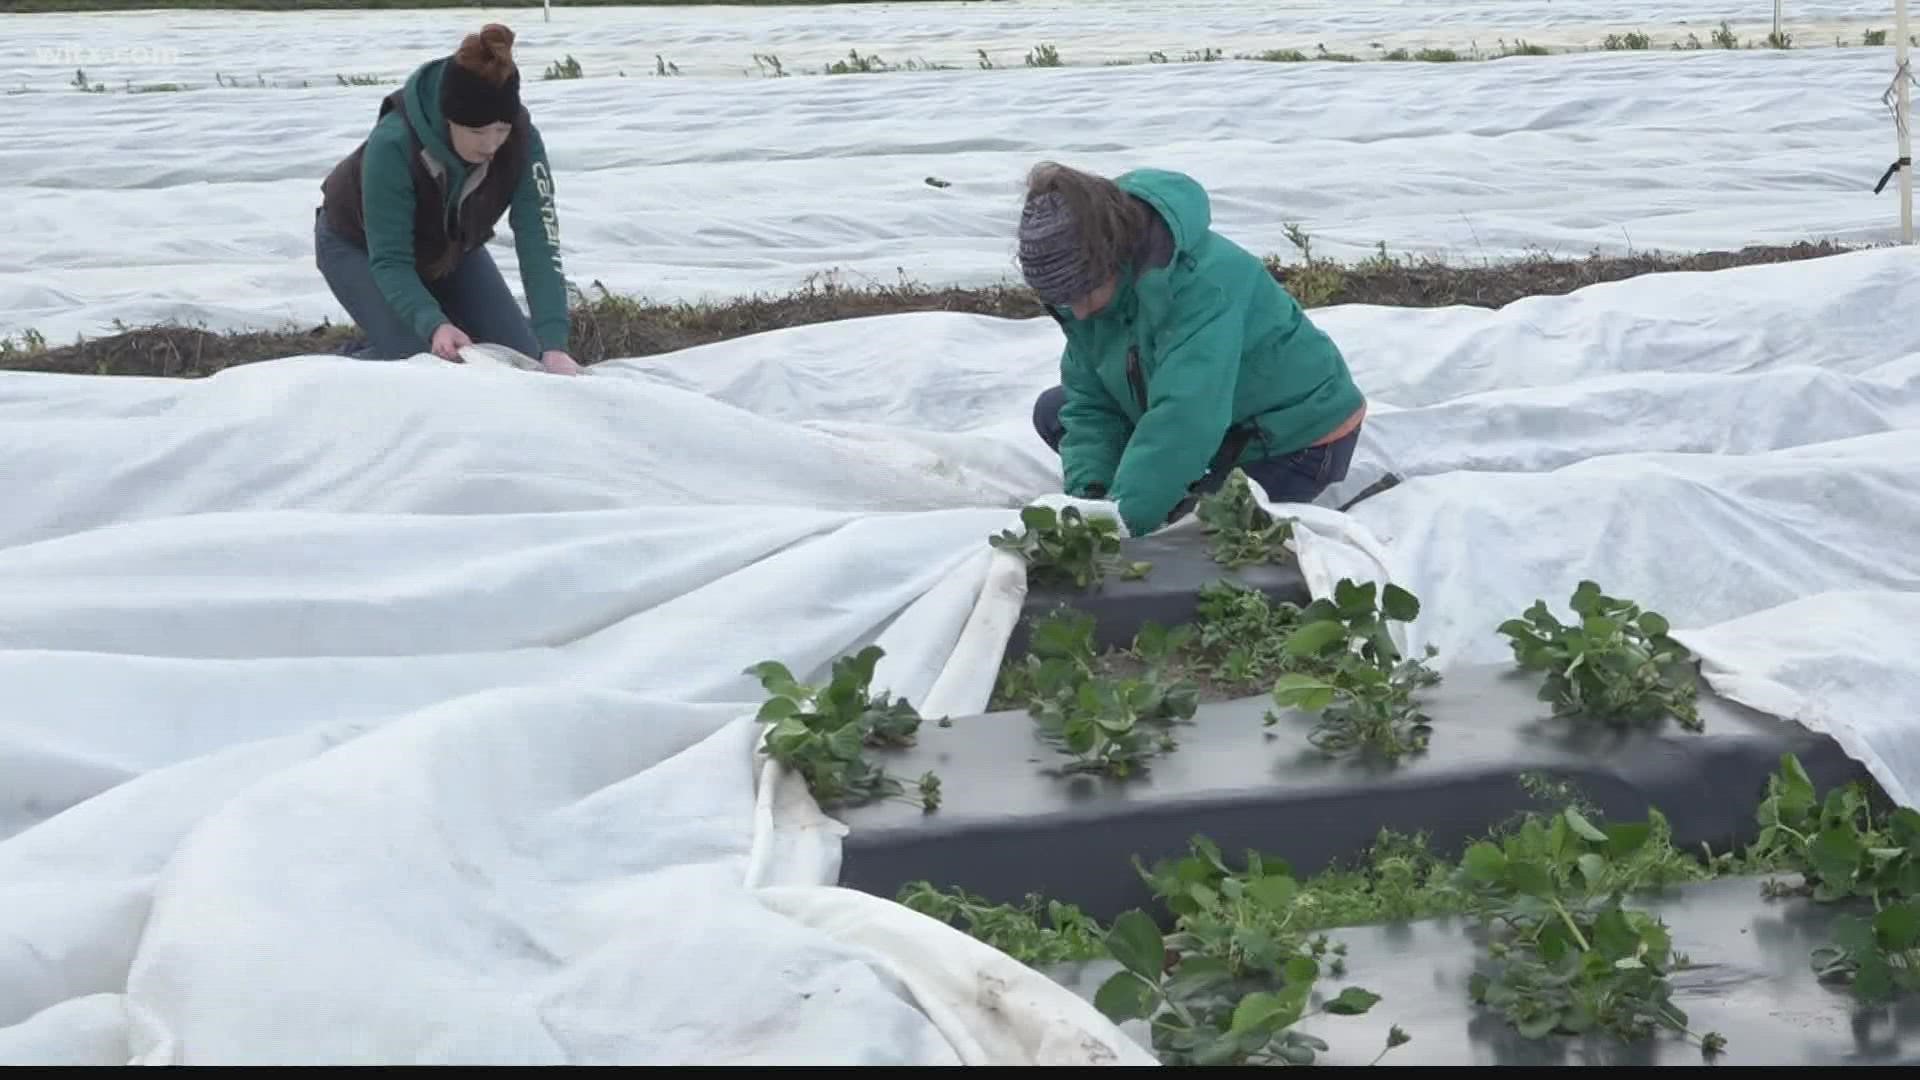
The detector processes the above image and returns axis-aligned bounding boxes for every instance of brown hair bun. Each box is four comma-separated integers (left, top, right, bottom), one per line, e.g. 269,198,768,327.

454,23,517,86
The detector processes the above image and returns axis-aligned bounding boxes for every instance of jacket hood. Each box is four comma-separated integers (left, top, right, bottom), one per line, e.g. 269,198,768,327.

400,57,460,174
1117,168,1212,257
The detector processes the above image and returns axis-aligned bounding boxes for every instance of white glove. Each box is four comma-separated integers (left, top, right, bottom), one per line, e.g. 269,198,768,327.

1023,491,1131,538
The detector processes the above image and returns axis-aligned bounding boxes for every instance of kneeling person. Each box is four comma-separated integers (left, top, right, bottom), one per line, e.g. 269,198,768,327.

1019,162,1366,536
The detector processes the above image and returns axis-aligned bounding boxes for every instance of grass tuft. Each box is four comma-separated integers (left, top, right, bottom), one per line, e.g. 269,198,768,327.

1,242,1858,378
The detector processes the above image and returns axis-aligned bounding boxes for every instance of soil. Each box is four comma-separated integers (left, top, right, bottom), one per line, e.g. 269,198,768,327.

990,639,1274,713
5,240,1858,378
1091,649,1269,706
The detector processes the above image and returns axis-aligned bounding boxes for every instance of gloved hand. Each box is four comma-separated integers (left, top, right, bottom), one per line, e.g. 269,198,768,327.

1024,491,1131,538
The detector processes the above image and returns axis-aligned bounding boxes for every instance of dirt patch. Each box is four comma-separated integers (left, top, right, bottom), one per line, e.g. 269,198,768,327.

1092,650,1269,706
4,240,1860,379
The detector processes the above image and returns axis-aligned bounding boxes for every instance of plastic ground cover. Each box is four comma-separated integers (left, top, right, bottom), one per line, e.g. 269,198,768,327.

3,250,1919,1061
836,637,1873,923
1046,875,1920,1065
1009,530,1313,656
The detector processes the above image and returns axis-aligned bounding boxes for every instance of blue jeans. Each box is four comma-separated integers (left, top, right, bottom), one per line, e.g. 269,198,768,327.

1031,384,1359,506
312,207,541,361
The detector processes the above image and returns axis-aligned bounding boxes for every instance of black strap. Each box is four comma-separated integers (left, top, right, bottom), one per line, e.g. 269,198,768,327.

1876,156,1911,195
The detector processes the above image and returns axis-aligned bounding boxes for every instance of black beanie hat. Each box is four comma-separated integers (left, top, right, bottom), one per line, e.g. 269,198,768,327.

440,59,521,127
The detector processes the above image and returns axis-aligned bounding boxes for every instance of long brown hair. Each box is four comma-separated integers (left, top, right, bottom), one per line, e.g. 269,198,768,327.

1022,161,1151,285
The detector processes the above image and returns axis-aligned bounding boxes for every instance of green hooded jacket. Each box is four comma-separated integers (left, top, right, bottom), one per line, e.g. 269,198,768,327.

1051,168,1364,537
351,58,570,354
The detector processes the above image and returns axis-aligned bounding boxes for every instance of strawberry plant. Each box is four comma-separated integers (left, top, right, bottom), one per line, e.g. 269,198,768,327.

1455,807,1726,1056
1194,469,1297,568
745,644,940,811
996,609,1200,777
1496,581,1703,732
1187,580,1314,690
1749,753,1920,1001
989,504,1145,589
1268,578,1441,759
895,882,1108,968
1095,838,1409,1066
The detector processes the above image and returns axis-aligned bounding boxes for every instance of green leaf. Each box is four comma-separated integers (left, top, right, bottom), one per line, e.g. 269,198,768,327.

1380,583,1420,622
1334,578,1376,615
1517,1009,1563,1039
1577,853,1609,888
756,695,801,722
1604,821,1652,859
1590,907,1640,958
1509,859,1556,898
1462,842,1508,882
1105,910,1165,979
1019,505,1057,532
1165,956,1232,998
1569,581,1603,616
1874,900,1920,950
1231,990,1300,1035
1637,611,1671,636
1284,954,1319,987
1093,971,1157,1022
1809,825,1864,886
1285,620,1349,657
1272,673,1337,712
1246,874,1298,911
1324,986,1381,1015
1564,808,1609,843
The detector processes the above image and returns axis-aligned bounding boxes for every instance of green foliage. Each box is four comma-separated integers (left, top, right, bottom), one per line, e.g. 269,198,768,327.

895,882,1107,968
1193,470,1297,569
1456,807,1724,1055
1751,754,1920,1001
1497,581,1702,732
996,610,1199,777
745,645,937,810
1186,581,1312,691
1095,839,1405,1066
911,784,1761,1066
989,504,1128,590
543,55,584,80
1270,578,1441,759
1602,31,1651,50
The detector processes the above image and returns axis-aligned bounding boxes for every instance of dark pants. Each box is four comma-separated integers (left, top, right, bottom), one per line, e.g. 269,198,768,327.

313,207,541,361
1032,384,1359,507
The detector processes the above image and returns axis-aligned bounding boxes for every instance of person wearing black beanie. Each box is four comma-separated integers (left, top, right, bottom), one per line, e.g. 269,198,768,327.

315,23,581,374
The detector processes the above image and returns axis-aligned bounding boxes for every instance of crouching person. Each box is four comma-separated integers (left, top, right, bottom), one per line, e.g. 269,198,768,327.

313,22,581,374
1018,162,1365,536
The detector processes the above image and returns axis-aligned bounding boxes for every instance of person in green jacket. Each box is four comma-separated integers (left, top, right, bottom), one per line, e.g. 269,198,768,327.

315,23,581,374
1018,162,1367,537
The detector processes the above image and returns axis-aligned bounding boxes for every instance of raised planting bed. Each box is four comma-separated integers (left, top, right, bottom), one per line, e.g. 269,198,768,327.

1006,529,1312,659
989,476,1308,660
1043,874,1920,1066
836,660,1869,923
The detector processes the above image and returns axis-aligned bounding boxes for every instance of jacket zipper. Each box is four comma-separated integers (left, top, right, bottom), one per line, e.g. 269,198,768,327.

1126,343,1147,412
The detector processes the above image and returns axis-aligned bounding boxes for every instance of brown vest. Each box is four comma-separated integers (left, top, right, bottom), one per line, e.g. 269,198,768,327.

319,88,531,282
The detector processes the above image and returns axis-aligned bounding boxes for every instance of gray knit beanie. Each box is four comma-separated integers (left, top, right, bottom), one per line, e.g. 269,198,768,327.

1018,191,1094,306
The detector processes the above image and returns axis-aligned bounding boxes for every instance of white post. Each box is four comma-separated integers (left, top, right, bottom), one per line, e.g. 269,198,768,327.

1773,0,1782,42
544,0,551,23
1901,0,1914,243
